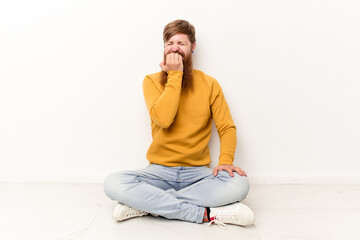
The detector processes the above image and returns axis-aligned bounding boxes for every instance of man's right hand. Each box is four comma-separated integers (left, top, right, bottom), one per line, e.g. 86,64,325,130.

159,53,183,72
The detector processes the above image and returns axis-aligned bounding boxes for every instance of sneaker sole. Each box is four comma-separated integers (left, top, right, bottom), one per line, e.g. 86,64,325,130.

112,203,124,221
112,203,148,221
236,203,255,226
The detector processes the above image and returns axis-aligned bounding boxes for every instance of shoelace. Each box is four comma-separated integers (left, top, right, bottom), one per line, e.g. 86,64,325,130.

208,217,227,229
126,208,147,217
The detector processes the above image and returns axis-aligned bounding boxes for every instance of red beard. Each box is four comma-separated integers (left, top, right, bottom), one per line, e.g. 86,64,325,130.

160,51,193,93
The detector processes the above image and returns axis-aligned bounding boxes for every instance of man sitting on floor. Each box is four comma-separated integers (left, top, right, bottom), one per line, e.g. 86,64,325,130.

104,19,255,227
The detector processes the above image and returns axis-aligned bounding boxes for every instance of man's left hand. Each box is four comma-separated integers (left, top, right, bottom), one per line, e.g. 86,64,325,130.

213,164,247,177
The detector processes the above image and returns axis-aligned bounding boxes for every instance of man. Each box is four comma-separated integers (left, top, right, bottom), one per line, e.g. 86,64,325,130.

104,19,254,227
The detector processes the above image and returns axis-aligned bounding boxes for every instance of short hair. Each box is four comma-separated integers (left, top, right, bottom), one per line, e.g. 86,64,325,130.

163,19,196,44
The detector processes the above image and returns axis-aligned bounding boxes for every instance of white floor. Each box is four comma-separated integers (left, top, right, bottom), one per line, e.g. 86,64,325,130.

0,183,359,240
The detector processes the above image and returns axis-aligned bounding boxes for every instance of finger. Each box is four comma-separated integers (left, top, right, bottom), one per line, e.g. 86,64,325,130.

160,61,168,72
175,53,180,63
213,168,218,177
159,61,165,71
179,54,182,63
235,169,244,176
237,167,247,177
226,168,234,177
240,169,247,177
233,167,242,175
170,52,175,62
166,53,173,63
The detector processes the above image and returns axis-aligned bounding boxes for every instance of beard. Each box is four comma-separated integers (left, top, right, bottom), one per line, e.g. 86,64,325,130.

160,50,193,93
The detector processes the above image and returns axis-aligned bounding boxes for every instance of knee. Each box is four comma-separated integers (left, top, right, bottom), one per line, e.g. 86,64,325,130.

217,171,250,202
103,171,132,201
232,174,250,201
103,172,119,200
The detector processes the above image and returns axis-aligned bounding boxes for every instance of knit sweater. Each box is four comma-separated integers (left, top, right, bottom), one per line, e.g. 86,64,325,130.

142,69,237,167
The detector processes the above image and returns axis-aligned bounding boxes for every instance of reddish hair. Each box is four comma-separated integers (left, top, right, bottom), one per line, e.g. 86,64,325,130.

160,20,195,93
163,19,196,44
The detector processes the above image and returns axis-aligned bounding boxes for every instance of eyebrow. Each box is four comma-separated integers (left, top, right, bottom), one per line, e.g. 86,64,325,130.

168,40,186,43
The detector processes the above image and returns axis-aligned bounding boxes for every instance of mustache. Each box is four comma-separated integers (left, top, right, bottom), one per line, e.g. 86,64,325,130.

166,50,185,58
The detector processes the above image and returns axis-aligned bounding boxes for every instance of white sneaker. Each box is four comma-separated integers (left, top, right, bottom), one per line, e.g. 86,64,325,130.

112,203,148,221
209,202,255,227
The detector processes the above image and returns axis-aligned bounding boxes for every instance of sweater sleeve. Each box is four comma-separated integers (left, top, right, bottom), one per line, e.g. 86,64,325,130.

143,70,183,129
210,79,237,165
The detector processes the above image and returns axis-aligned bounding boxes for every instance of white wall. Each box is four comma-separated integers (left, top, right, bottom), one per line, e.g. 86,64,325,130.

1,0,359,184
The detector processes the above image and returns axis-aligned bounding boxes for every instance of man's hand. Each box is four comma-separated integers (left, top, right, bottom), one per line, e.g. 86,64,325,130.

213,164,248,177
160,53,183,72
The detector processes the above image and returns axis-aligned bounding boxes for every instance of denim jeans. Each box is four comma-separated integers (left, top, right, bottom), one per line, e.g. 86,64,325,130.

103,164,250,223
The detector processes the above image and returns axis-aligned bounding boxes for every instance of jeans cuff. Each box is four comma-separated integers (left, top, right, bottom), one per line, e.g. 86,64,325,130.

196,207,206,223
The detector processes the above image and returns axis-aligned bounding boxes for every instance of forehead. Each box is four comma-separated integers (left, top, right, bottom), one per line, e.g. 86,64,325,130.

166,33,190,42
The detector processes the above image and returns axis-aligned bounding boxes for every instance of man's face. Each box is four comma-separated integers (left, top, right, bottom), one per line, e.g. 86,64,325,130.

164,33,194,61
160,33,195,91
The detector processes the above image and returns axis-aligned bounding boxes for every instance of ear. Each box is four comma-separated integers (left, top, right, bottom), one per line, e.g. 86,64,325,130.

192,42,196,51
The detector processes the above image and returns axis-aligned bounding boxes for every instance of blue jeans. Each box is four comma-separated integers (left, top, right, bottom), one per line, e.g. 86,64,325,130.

103,164,250,223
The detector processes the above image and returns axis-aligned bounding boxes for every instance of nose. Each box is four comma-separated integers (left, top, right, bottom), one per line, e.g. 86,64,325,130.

170,46,180,52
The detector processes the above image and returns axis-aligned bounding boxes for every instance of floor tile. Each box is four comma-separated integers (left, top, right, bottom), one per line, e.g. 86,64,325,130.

254,208,360,240
0,183,104,240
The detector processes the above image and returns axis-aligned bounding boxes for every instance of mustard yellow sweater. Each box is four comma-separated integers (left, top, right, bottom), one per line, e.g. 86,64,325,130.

143,69,237,167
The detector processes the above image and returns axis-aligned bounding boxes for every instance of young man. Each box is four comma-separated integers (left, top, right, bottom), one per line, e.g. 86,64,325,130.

104,19,255,227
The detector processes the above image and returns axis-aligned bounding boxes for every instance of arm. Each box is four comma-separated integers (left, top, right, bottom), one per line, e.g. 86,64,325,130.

210,79,248,177
143,53,183,129
210,79,237,166
143,70,183,128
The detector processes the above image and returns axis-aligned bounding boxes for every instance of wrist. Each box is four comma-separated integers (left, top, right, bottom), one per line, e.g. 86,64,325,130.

167,70,183,74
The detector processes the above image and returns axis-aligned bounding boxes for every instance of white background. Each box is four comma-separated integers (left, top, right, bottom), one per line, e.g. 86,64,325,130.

1,0,359,183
